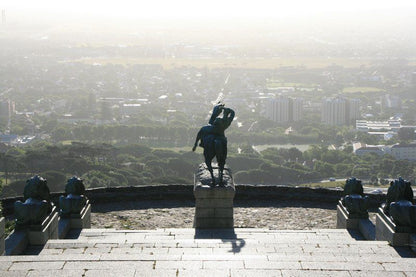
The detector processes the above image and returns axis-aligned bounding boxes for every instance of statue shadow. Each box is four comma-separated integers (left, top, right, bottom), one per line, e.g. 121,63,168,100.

392,246,416,258
194,228,246,253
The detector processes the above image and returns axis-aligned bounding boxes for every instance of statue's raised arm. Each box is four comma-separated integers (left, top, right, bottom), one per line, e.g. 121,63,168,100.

208,104,224,125
222,107,235,130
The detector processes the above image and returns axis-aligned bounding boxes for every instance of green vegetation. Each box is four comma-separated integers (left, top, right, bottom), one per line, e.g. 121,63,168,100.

1,141,414,199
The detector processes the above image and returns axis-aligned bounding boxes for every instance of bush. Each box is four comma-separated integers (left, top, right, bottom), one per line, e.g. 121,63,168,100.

0,180,26,198
40,170,67,192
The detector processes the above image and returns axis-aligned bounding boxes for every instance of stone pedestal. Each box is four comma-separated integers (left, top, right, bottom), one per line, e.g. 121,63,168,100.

6,206,59,255
375,207,413,246
410,234,416,253
337,202,358,229
0,217,5,255
68,201,91,229
336,201,374,240
194,164,235,229
59,201,91,239
27,206,59,245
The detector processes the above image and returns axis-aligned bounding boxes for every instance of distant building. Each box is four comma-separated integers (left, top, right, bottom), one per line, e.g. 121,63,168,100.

265,95,303,123
289,98,303,122
321,97,360,126
353,142,385,156
121,103,141,116
0,134,18,145
353,142,416,161
0,99,15,124
356,119,402,132
382,94,402,109
390,144,416,161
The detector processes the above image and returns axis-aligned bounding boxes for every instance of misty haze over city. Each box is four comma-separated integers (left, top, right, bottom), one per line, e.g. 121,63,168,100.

0,1,416,196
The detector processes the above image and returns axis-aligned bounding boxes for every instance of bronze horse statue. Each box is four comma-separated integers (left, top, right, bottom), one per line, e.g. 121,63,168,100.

193,104,234,186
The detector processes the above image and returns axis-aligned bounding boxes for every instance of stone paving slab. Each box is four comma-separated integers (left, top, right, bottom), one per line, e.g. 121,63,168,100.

0,228,415,276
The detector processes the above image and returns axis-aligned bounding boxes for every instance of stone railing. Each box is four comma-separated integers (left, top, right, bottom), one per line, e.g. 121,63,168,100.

336,178,374,240
4,176,91,255
375,178,416,248
0,217,4,255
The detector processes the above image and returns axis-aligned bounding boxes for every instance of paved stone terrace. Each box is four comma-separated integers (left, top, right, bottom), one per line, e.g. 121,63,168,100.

0,228,415,276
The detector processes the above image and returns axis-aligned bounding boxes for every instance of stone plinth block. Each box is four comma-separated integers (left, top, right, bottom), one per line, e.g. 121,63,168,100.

375,207,413,246
27,206,59,245
5,230,28,255
336,202,359,229
0,217,5,255
58,202,91,239
194,164,235,229
336,202,374,240
69,201,91,229
410,234,416,254
5,207,58,254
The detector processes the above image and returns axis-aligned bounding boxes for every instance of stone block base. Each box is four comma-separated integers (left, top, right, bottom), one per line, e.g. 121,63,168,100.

0,217,5,255
5,207,58,254
336,203,374,240
70,202,91,229
27,207,59,245
337,203,359,229
375,208,412,246
410,234,416,253
59,202,91,239
5,230,28,255
194,164,235,229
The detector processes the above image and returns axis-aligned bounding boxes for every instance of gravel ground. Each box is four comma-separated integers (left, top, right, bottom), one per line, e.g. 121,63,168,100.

91,200,377,230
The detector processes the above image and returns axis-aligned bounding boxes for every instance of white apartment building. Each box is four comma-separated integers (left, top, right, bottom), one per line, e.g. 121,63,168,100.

265,95,303,123
356,119,402,132
321,97,360,126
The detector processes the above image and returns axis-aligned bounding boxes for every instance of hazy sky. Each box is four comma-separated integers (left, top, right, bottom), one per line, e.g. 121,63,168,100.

3,0,416,19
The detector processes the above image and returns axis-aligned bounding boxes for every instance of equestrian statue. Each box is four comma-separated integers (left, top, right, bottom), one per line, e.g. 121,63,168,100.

192,103,235,187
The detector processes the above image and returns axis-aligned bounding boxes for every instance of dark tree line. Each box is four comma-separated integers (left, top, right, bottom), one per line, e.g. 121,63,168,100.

1,141,415,198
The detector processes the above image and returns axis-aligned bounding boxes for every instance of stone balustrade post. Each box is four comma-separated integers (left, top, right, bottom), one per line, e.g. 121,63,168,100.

0,217,5,255
336,177,374,240
58,176,91,239
5,175,59,255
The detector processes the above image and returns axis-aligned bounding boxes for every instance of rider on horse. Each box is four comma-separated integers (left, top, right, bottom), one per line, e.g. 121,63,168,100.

192,104,235,186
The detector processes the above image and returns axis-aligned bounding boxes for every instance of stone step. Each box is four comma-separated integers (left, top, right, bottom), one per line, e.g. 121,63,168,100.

2,228,415,276
38,228,397,257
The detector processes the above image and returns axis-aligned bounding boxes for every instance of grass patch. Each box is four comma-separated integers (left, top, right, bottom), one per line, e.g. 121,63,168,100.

300,181,345,189
342,87,385,93
266,81,319,89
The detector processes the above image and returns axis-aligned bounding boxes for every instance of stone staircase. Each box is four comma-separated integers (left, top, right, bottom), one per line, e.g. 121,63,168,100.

1,228,415,276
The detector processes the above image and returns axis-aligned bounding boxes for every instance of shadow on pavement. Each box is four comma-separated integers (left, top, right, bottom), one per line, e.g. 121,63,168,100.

194,228,246,253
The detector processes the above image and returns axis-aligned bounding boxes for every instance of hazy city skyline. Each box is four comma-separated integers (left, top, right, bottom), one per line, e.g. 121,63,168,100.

3,0,416,20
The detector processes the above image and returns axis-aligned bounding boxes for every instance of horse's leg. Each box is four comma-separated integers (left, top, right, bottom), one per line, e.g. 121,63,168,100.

192,129,202,152
215,140,226,186
204,155,216,187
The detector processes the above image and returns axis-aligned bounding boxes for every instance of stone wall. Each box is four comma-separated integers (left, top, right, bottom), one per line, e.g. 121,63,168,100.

1,185,386,216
